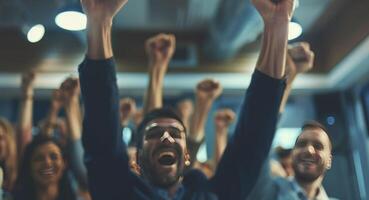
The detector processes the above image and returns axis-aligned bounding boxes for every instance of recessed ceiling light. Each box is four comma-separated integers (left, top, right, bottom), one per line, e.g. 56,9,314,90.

27,24,45,43
55,11,87,31
288,22,303,41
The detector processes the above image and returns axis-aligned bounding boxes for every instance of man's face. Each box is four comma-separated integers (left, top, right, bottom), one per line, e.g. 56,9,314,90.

292,128,332,183
138,118,188,188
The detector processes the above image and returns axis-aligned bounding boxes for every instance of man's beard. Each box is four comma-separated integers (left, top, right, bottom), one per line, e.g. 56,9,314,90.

293,162,325,183
140,145,184,188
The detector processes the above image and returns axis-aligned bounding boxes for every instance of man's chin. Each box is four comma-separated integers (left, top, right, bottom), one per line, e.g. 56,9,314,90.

295,170,320,183
152,173,180,188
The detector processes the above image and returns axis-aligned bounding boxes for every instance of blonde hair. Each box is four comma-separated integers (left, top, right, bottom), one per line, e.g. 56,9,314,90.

0,117,17,191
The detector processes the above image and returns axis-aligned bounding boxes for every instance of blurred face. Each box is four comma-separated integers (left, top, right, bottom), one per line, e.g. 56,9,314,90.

292,128,332,183
0,125,7,161
30,142,65,187
138,118,188,188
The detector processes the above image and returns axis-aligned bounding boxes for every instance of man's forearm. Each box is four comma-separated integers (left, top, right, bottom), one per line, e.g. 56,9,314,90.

256,22,289,79
17,94,34,158
65,98,82,141
143,67,165,114
214,129,228,165
189,99,212,142
87,20,113,60
279,72,297,113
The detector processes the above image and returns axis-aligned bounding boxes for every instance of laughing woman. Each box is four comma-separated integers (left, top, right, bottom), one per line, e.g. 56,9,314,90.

0,118,17,196
14,136,77,200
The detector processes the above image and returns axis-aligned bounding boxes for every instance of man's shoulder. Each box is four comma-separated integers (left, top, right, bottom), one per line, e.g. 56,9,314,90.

183,169,209,186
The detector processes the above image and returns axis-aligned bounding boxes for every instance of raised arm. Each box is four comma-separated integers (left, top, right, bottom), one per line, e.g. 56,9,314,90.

79,0,131,198
119,98,137,127
39,89,63,137
210,0,294,199
213,108,236,166
59,77,89,191
253,0,294,79
187,79,222,164
143,34,175,114
279,42,314,113
17,71,35,160
176,99,194,132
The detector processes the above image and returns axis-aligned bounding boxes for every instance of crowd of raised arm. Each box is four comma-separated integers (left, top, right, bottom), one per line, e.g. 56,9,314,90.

0,0,341,200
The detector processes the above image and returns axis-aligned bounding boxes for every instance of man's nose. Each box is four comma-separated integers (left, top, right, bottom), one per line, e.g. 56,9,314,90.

305,145,315,154
160,131,175,143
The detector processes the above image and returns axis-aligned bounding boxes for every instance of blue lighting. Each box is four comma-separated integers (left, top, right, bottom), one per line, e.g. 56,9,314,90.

327,116,336,126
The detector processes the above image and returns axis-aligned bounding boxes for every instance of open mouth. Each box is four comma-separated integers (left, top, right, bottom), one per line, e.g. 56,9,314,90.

157,152,177,166
298,157,318,168
39,167,56,176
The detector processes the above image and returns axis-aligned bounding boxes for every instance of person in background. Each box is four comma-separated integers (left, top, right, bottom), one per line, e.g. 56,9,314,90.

176,99,194,132
247,121,338,200
14,136,77,200
17,71,36,161
213,108,236,167
0,118,17,194
143,33,176,115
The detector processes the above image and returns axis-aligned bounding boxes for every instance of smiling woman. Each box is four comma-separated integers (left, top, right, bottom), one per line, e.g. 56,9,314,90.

13,136,76,200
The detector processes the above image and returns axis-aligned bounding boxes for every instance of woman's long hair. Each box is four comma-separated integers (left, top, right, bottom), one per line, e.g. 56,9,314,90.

14,135,76,200
0,117,17,191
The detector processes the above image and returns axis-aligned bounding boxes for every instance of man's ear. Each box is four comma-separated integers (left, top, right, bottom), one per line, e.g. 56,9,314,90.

326,154,332,170
184,152,191,167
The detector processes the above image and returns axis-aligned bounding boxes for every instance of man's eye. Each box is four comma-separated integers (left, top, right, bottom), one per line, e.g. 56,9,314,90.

296,141,307,148
314,143,324,150
145,128,164,139
168,128,182,138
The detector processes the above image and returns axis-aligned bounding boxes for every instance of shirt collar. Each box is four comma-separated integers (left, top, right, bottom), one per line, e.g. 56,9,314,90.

154,184,185,200
289,178,330,200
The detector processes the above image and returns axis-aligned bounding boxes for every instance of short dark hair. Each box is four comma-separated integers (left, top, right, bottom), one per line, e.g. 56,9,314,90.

136,107,186,149
296,120,333,151
302,120,328,133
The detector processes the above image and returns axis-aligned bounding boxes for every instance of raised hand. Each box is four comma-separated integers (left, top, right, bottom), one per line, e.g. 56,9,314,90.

60,77,80,104
145,34,176,69
51,89,64,110
81,0,128,22
251,0,295,23
119,98,137,126
287,42,314,74
196,79,223,102
21,71,36,97
214,109,236,131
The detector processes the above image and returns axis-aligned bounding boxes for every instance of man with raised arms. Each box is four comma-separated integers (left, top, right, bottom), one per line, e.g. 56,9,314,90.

78,0,293,199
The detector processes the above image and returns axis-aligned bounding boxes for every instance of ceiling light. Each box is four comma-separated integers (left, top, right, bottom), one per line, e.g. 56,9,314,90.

55,11,86,31
288,21,303,41
27,24,45,43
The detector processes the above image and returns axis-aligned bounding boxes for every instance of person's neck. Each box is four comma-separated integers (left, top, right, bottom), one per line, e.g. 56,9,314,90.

166,181,182,199
36,183,59,200
296,176,323,199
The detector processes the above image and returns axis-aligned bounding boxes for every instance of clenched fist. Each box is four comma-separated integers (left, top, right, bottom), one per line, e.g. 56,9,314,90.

196,79,223,101
119,98,137,125
81,0,128,22
146,34,176,69
60,77,80,103
214,109,236,130
251,0,295,23
287,42,314,74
